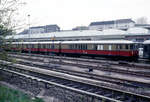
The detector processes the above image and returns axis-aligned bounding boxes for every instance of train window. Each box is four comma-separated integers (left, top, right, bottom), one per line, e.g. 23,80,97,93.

52,44,54,49
26,45,28,48
119,45,122,49
101,45,104,50
26,44,28,48
45,44,47,48
75,44,77,49
29,44,31,48
71,44,74,49
82,44,87,50
79,44,81,50
70,44,73,49
43,44,46,49
31,44,34,48
17,44,19,48
108,45,112,50
85,44,87,50
19,44,21,48
116,45,122,50
46,44,49,49
97,45,100,50
27,44,29,48
130,45,133,50
77,44,79,49
24,44,27,48
29,44,33,48
94,45,97,50
82,44,84,50
69,45,72,49
17,44,18,48
21,44,23,49
71,44,73,49
73,44,76,49
116,45,119,50
48,44,51,49
29,44,30,48
23,44,25,48
97,45,103,50
22,44,24,48
81,44,83,50
38,44,41,48
72,44,74,49
125,45,129,49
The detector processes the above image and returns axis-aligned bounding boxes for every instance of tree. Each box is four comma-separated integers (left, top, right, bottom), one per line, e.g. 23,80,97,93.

0,0,25,28
0,0,25,61
0,25,12,60
136,17,148,24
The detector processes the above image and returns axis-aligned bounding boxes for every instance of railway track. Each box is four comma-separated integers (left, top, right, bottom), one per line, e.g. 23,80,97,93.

9,52,150,68
1,60,150,102
9,53,150,78
7,53,150,94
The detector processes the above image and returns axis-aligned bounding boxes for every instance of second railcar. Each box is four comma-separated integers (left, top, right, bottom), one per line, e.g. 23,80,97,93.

60,40,138,59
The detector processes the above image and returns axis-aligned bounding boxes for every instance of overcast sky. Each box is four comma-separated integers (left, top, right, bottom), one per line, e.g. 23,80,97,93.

19,0,150,30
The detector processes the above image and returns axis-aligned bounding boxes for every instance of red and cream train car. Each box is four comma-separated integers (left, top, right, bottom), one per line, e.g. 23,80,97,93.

10,40,139,60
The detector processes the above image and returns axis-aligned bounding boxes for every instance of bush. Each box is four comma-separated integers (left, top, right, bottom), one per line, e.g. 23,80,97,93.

0,85,44,102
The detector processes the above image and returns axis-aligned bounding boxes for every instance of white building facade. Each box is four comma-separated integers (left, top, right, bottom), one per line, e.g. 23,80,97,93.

89,19,135,30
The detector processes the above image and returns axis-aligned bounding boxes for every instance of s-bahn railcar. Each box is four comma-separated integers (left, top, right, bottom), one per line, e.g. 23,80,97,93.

10,40,139,60
143,40,150,59
60,40,138,59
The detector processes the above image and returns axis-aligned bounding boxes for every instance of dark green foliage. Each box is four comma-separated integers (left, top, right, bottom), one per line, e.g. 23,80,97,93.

33,98,45,102
0,85,45,102
0,25,13,36
0,25,13,61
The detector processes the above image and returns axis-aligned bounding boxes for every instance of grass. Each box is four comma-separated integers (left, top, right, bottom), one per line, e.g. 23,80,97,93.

0,85,44,102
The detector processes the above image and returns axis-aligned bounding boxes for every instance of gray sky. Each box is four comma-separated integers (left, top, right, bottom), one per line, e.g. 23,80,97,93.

19,0,150,30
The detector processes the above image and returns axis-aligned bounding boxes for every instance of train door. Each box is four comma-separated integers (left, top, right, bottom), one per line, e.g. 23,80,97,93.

116,44,120,57
59,42,61,55
37,43,40,53
108,45,112,55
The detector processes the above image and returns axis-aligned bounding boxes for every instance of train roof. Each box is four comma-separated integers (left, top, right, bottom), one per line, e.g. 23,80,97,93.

12,41,61,44
12,40,135,44
143,40,150,44
61,40,135,44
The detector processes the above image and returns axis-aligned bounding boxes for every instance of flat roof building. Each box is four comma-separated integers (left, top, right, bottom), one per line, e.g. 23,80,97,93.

89,19,135,30
19,24,60,34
